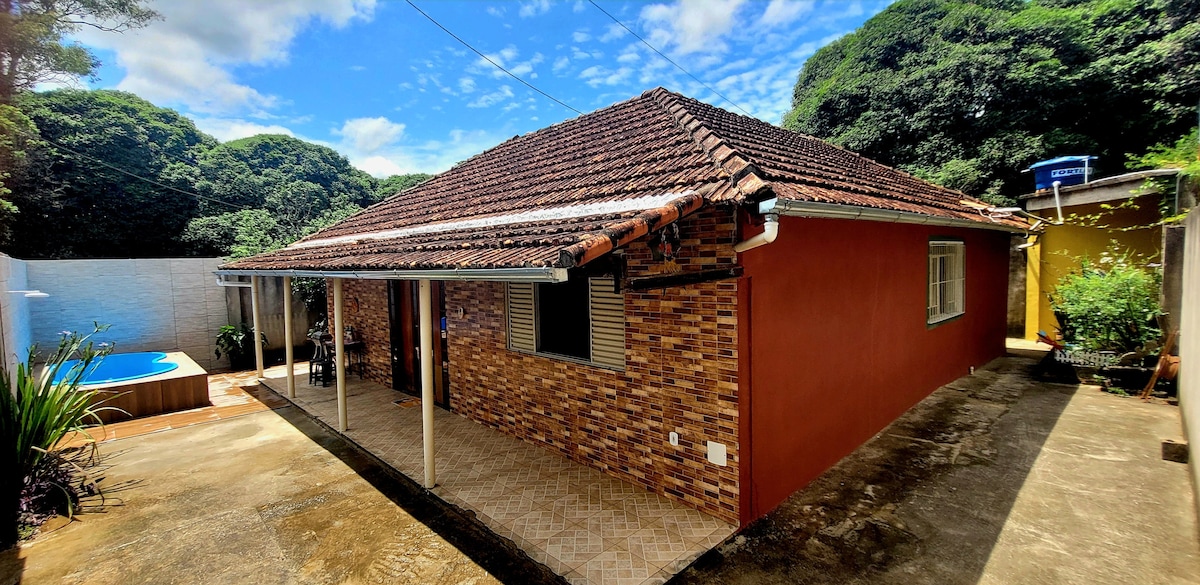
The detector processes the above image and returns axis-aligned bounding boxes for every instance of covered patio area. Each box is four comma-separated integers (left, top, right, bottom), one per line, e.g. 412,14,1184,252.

257,363,735,585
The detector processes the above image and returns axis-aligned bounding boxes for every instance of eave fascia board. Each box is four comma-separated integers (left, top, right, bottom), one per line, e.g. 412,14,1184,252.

759,198,1027,234
213,267,570,283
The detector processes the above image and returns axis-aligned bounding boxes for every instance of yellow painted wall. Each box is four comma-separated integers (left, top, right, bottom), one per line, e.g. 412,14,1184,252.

1025,195,1163,340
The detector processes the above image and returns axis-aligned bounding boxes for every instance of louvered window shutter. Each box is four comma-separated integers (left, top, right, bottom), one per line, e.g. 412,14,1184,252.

507,283,536,352
589,277,625,369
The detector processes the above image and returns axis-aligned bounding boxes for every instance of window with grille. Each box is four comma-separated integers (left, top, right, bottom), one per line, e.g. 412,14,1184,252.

507,276,625,369
928,240,965,324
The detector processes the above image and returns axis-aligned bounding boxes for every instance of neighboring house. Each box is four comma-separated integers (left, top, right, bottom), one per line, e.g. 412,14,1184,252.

219,88,1026,526
1021,169,1180,342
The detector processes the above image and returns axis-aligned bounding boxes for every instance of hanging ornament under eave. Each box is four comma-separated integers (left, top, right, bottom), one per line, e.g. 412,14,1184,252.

649,223,682,272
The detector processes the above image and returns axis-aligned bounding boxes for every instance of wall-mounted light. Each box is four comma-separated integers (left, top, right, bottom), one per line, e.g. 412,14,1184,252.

7,290,49,298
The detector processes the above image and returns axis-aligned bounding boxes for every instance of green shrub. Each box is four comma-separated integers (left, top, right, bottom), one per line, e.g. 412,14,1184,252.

1051,254,1163,352
1,325,116,548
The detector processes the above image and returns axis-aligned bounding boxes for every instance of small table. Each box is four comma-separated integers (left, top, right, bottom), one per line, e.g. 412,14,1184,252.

324,340,366,380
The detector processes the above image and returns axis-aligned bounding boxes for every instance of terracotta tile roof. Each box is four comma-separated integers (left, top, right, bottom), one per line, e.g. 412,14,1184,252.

223,88,1023,273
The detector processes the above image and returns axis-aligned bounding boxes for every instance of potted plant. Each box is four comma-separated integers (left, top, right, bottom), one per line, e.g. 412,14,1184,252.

215,323,267,371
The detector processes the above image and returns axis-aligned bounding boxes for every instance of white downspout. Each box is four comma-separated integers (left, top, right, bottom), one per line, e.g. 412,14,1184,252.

333,278,348,432
282,276,295,398
250,276,264,379
419,279,436,488
733,213,780,253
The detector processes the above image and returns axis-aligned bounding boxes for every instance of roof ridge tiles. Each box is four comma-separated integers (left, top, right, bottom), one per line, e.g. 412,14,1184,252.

645,87,771,203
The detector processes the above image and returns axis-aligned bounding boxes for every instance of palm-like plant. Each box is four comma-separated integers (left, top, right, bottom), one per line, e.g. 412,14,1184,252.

1,325,115,548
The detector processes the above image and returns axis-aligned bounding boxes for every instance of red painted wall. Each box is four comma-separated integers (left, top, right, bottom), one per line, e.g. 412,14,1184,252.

739,215,1010,523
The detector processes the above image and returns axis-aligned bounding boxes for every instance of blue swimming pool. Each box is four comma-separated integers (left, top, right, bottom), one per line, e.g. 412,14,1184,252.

52,351,179,385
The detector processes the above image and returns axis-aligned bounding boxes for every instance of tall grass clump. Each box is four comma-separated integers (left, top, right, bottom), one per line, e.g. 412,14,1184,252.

1,326,115,548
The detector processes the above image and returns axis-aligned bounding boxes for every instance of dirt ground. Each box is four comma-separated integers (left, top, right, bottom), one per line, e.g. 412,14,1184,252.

669,355,1199,585
0,406,565,585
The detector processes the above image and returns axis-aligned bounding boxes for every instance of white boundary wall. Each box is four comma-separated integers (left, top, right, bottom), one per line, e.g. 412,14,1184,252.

1181,211,1199,521
0,254,34,382
9,257,229,371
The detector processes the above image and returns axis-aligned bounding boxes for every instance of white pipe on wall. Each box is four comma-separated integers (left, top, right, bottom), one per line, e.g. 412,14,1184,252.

1052,181,1064,224
282,276,295,398
250,276,264,379
333,278,348,432
733,213,780,253
419,279,436,489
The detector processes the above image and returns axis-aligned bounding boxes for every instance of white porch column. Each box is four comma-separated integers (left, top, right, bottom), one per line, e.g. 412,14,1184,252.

419,279,436,488
282,276,295,398
250,276,264,378
333,277,348,432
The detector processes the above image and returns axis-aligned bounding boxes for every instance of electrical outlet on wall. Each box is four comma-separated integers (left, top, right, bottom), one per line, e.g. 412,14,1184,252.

669,431,679,446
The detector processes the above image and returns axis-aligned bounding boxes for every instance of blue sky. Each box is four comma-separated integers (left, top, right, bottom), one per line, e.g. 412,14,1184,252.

67,0,890,177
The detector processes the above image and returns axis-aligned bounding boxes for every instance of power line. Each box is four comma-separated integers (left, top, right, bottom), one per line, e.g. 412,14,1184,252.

40,137,247,211
587,0,754,118
404,0,584,116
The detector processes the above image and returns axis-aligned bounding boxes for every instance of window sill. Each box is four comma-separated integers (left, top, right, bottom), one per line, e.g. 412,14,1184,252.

506,346,625,372
927,311,965,328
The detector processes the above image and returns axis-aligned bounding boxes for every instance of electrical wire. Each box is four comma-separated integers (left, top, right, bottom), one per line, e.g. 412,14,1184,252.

40,137,247,211
587,0,754,118
404,0,584,116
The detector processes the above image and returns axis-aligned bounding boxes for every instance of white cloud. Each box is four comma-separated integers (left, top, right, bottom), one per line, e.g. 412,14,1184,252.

616,50,640,64
348,128,507,176
518,0,552,17
349,64,367,71
334,117,406,154
573,30,592,43
758,0,815,27
486,5,505,17
190,117,296,142
599,23,628,42
459,77,477,93
579,65,632,87
467,85,515,108
639,0,746,55
553,56,571,72
355,155,405,177
573,0,586,12
74,0,376,116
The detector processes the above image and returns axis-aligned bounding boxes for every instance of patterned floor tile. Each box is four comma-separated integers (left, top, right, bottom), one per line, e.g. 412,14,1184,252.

579,507,663,541
657,507,729,542
476,492,539,523
541,525,609,570
551,489,608,523
578,545,662,585
505,509,575,547
626,526,695,567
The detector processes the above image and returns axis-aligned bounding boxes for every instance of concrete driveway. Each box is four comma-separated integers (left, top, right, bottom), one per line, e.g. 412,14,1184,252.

669,354,1199,585
1,405,564,585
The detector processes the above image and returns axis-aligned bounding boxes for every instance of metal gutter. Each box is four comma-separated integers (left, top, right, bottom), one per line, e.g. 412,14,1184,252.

760,198,1028,234
213,266,569,283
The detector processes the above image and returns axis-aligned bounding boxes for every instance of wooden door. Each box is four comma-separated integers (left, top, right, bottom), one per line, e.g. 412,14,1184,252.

388,281,449,408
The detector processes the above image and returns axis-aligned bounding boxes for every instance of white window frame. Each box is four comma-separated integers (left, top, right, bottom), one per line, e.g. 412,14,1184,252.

927,240,965,325
506,277,625,370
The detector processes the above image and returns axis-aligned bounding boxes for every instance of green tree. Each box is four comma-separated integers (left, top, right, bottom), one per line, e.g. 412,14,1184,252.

6,89,213,258
0,0,158,103
784,0,1200,205
182,135,380,256
377,173,432,200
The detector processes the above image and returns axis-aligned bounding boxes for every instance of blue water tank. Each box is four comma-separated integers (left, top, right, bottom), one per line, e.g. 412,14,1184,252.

1027,156,1096,190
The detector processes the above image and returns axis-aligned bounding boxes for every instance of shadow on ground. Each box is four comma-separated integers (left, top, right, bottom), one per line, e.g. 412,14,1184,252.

267,404,567,585
670,356,1077,585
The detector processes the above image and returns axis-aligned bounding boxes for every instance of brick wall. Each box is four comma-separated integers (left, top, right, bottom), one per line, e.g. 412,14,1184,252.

325,279,392,388
446,205,742,522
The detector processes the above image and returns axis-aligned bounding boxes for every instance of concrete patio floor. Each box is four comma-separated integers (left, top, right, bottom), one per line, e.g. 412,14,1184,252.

669,349,1200,585
258,366,735,585
1,405,556,585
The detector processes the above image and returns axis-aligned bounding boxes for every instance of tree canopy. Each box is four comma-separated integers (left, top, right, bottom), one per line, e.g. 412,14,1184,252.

0,0,158,102
7,89,211,258
0,89,436,260
784,0,1200,204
